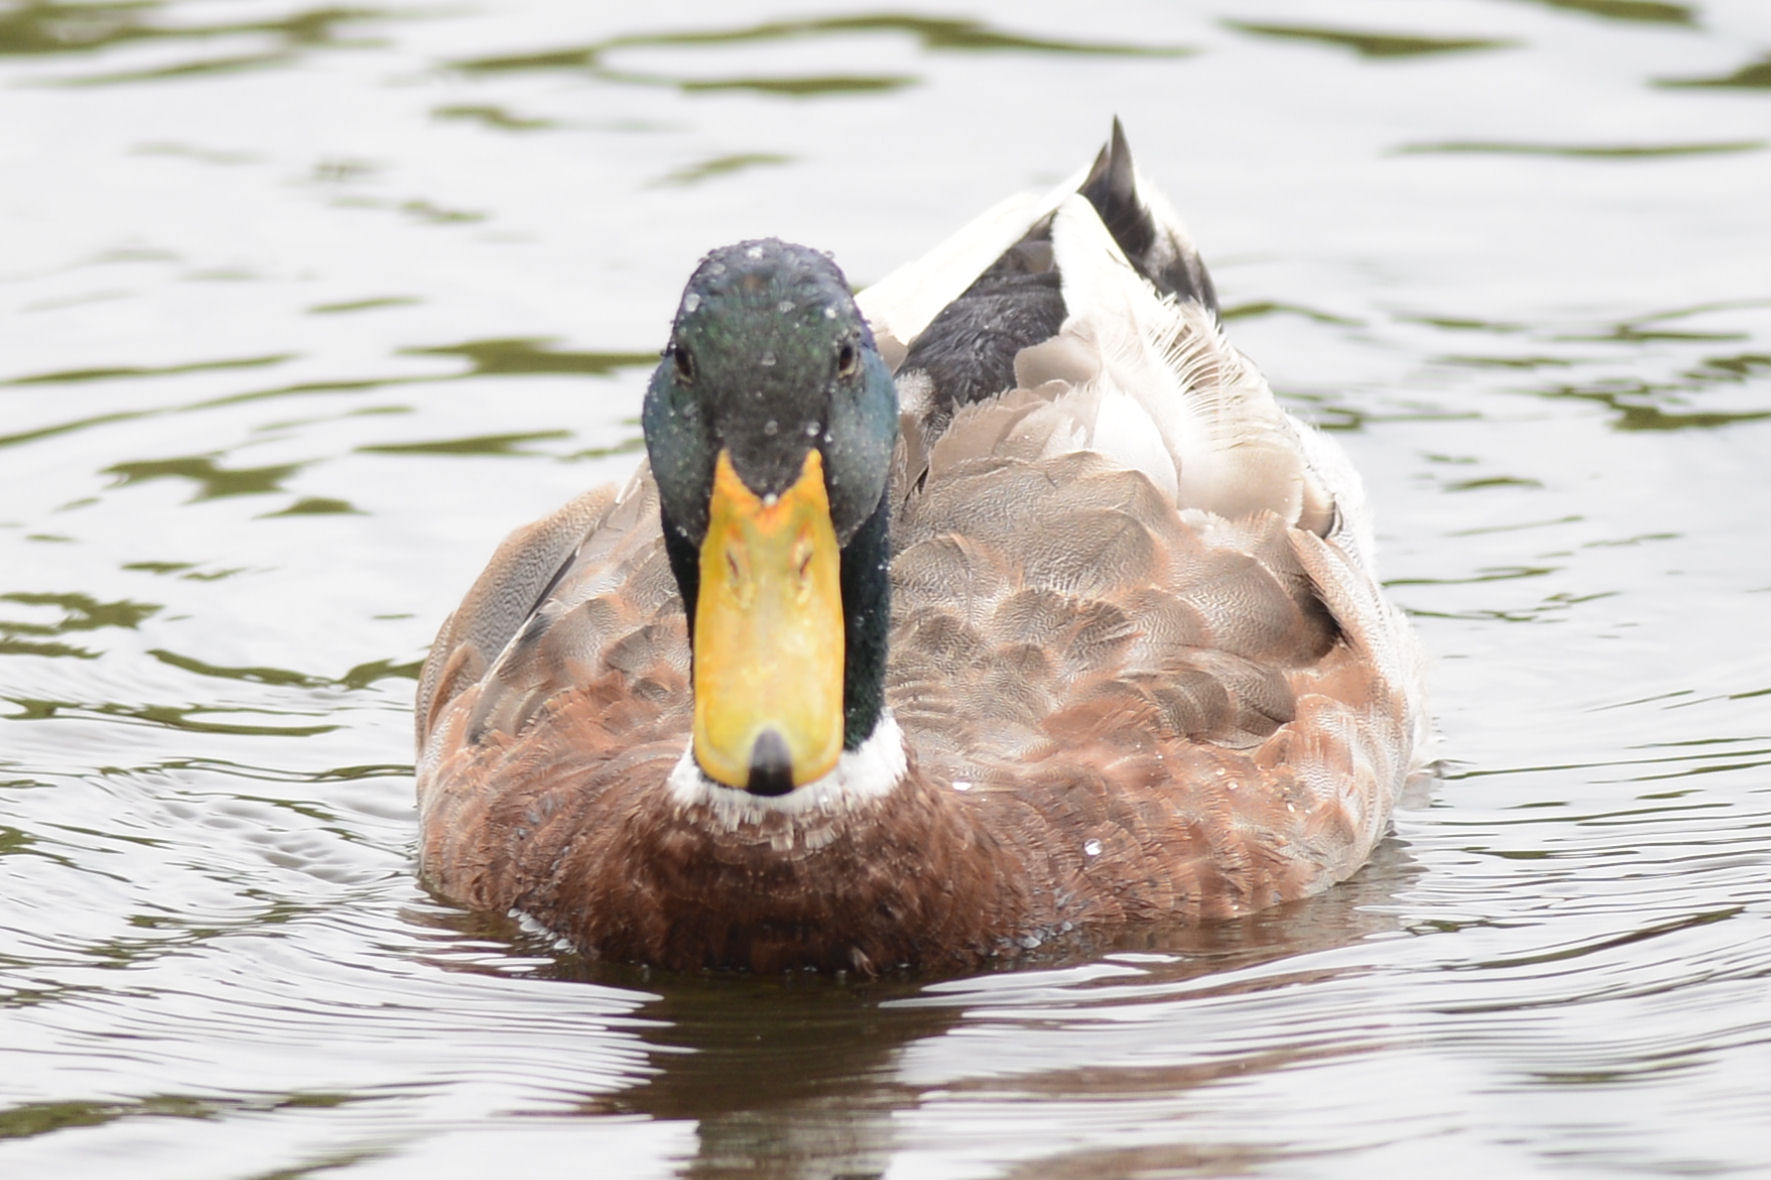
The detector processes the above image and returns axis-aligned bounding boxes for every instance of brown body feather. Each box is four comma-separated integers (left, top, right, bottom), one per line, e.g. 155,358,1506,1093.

417,439,1417,973
416,134,1425,973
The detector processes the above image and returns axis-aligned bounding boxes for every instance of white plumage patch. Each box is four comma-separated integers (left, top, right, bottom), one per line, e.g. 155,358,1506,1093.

665,711,909,830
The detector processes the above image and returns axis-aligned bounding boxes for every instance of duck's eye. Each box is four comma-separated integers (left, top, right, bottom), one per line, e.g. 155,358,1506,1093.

673,345,696,383
836,341,859,378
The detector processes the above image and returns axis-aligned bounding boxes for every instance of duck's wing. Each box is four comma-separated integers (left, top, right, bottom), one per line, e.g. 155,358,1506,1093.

414,466,688,779
878,127,1428,902
873,121,1339,534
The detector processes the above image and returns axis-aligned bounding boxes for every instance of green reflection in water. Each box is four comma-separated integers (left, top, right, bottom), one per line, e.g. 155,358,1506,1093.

0,337,646,458
146,648,418,691
1442,354,1574,370
458,13,1190,74
1582,531,1679,549
1388,564,1560,587
338,656,420,690
1470,909,1741,970
1506,0,1694,24
1398,140,1765,158
673,72,910,96
0,1092,362,1142
7,697,337,737
357,432,569,457
104,455,306,500
1661,54,1771,90
3,352,291,387
397,198,485,225
1,2,394,84
1400,313,1528,334
1437,300,1771,431
261,496,361,516
403,338,656,377
655,151,792,187
1,591,160,634
564,436,645,462
193,374,427,411
616,14,1189,55
1561,326,1744,343
147,756,413,783
1222,21,1513,58
148,649,325,688
592,68,914,97
306,295,420,315
132,141,257,166
122,561,250,582
1536,382,1771,431
1688,353,1771,384
1221,300,1362,326
64,50,288,85
1443,476,1546,492
0,1,148,57
0,638,95,659
431,103,554,132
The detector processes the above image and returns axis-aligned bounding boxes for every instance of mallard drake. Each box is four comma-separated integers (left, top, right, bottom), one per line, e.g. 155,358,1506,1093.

415,122,1428,975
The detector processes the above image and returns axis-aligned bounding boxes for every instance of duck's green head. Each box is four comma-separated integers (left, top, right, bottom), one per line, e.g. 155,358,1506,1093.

642,240,898,796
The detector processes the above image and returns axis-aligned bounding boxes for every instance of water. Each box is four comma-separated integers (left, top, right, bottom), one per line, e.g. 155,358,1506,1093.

4,1,1769,1175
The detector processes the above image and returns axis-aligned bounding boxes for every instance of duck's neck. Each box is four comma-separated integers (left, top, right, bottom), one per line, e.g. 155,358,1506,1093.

662,483,894,754
837,487,893,749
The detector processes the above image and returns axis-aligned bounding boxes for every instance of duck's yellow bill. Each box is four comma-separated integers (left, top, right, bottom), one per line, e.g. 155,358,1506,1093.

693,448,844,793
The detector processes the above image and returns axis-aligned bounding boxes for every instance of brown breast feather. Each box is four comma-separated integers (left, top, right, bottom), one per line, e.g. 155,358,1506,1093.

415,434,1413,970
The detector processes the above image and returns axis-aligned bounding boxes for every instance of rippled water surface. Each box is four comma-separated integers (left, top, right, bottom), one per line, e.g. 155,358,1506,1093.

5,0,1770,1175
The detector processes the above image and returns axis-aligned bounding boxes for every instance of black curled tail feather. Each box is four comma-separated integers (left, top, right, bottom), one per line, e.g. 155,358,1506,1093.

1079,117,1219,314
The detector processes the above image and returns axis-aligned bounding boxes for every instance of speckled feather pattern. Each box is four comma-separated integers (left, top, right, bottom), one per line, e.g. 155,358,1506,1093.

417,449,1419,971
415,140,1426,973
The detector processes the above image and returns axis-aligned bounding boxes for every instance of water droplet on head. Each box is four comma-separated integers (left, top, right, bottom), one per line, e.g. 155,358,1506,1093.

763,419,778,436
822,306,837,320
1083,838,1102,858
759,349,776,367
804,421,820,437
683,293,700,314
746,245,765,260
777,299,794,313
707,261,726,276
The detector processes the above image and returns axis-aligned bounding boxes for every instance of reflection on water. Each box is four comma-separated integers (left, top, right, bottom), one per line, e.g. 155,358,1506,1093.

3,0,1770,1176
1516,0,1695,23
1398,138,1766,157
402,339,657,377
2,2,391,85
411,838,1425,1176
447,14,1197,103
1663,52,1771,89
456,13,1190,75
1222,21,1515,58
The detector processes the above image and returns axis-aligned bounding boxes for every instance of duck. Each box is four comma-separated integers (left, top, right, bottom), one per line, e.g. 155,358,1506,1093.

414,121,1429,975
